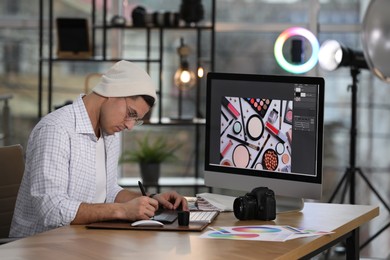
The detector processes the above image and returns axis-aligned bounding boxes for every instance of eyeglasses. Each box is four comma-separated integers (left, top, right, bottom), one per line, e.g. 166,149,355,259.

124,98,143,126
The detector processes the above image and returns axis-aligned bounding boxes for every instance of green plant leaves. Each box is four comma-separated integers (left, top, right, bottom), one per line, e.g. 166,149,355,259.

119,133,182,164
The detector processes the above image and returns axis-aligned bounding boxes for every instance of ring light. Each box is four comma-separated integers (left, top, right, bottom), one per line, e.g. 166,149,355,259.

274,27,319,74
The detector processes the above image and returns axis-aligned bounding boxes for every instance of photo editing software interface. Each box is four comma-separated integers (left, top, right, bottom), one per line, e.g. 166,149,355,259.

206,73,324,186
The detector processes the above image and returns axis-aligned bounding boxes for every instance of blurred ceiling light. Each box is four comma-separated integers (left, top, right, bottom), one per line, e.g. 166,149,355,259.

174,38,196,90
197,66,204,78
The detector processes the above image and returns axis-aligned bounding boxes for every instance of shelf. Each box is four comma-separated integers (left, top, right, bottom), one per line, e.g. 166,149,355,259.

39,57,162,63
95,24,214,30
38,0,215,193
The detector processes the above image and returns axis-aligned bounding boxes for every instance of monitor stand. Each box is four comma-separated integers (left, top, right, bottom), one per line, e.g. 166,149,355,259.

275,195,304,214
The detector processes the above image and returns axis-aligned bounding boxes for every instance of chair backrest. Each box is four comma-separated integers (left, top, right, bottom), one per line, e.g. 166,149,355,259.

0,144,24,238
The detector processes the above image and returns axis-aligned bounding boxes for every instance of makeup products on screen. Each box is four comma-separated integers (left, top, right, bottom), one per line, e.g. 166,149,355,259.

233,121,242,135
262,149,278,171
286,145,291,156
281,165,291,172
286,128,292,144
221,110,228,121
265,121,288,143
222,97,240,119
251,133,270,168
221,159,233,166
220,118,234,137
232,144,250,168
238,98,248,141
246,114,264,141
255,163,263,170
282,153,290,164
220,140,233,160
245,98,272,118
268,109,278,124
275,142,285,155
284,100,293,124
227,134,259,151
279,100,283,129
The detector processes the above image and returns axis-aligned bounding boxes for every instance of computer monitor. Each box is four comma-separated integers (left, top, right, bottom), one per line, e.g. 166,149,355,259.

205,72,324,212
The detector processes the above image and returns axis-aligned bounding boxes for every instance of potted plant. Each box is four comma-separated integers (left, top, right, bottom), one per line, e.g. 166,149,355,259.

119,133,182,185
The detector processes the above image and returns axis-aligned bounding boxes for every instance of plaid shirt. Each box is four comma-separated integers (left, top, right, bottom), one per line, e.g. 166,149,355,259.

10,95,123,237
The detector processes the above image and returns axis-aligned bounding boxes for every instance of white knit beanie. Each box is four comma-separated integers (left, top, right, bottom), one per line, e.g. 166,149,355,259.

92,60,157,101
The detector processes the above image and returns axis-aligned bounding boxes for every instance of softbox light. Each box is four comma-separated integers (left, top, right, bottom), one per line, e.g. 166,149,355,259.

362,0,390,83
318,40,368,71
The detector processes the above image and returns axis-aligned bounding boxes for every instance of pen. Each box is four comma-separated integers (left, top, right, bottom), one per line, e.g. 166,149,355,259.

138,181,147,196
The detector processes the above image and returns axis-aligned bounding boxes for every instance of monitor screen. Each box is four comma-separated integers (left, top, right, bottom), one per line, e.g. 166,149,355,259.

205,72,324,202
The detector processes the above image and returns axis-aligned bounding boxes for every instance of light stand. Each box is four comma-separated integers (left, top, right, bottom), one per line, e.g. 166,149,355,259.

319,40,390,251
328,67,390,250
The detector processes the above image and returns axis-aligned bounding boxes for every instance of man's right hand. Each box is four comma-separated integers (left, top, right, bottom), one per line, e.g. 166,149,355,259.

121,195,159,220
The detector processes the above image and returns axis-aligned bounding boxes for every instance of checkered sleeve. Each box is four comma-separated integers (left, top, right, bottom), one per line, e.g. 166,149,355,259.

28,124,81,229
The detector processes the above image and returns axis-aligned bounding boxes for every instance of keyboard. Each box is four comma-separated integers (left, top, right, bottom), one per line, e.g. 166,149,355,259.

152,210,219,224
190,211,219,223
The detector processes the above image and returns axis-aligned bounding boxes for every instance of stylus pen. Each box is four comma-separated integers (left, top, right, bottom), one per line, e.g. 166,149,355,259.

138,181,147,196
251,133,270,168
227,134,259,151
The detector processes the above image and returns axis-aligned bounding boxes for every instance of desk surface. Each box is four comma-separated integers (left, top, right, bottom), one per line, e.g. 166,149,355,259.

0,203,379,260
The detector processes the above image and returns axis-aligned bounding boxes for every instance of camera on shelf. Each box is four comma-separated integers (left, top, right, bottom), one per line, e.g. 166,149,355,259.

233,187,276,221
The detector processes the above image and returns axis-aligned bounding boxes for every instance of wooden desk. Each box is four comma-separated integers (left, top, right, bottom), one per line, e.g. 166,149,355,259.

0,203,379,259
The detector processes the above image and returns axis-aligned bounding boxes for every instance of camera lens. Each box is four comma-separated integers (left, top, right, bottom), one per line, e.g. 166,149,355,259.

233,196,257,220
233,197,245,219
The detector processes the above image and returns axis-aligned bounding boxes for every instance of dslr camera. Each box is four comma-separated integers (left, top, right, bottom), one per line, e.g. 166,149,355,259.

233,187,276,221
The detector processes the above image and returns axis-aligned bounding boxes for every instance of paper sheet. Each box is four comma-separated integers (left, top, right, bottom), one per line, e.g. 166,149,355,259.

195,193,236,211
200,225,334,242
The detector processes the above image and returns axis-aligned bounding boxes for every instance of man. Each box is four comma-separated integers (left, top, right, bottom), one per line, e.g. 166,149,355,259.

10,60,188,238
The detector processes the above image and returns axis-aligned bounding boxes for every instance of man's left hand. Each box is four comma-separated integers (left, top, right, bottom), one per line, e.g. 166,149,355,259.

152,191,189,211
